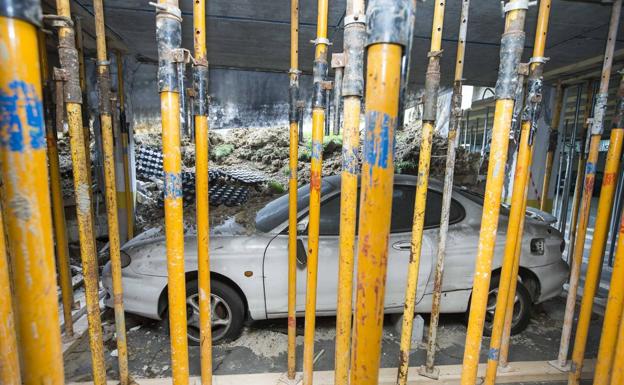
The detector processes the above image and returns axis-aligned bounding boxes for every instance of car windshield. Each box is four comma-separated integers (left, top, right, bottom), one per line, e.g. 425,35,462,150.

255,181,336,232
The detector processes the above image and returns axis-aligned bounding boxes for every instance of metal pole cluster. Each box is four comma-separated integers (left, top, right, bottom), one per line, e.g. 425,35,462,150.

93,1,131,383
333,0,365,384
460,2,528,383
555,0,622,377
422,0,471,379
398,1,446,383
4,1,624,385
483,1,552,381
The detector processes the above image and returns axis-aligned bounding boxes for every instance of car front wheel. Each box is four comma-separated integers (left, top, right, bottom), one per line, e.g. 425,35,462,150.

184,279,245,345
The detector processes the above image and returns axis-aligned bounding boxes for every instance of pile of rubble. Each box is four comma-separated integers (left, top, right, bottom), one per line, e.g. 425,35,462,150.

56,123,482,235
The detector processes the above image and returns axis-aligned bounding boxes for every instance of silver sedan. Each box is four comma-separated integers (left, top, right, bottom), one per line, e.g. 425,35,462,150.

102,174,569,343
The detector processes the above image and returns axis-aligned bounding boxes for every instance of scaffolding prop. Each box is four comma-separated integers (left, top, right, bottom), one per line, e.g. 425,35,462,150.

0,1,64,383
460,1,528,383
553,0,623,375
50,1,109,383
483,1,551,381
93,1,131,384
192,0,214,384
567,0,624,375
594,73,624,385
302,0,330,383
420,0,471,379
152,1,190,384
286,0,300,380
40,28,76,338
333,1,365,383
397,2,445,384
349,1,414,384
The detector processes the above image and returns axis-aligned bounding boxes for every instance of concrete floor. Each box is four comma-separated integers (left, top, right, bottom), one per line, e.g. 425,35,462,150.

63,295,603,383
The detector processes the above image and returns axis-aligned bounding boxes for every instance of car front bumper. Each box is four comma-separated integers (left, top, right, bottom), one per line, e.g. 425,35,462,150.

102,262,168,320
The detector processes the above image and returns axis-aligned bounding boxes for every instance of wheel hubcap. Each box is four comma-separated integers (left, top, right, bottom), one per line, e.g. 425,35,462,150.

485,287,523,331
186,292,233,343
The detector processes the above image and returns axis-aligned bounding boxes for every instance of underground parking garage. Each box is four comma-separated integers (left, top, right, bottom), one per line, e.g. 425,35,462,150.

1,0,624,384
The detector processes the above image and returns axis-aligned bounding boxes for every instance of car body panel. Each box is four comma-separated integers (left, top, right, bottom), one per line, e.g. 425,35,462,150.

102,175,569,323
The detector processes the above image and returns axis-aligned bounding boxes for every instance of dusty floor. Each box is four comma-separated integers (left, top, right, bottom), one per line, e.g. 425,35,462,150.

63,295,602,382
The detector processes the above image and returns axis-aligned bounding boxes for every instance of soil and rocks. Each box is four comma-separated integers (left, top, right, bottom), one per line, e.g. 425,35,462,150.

57,122,482,237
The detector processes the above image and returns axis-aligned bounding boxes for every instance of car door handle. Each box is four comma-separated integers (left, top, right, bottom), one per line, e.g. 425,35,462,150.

392,241,412,251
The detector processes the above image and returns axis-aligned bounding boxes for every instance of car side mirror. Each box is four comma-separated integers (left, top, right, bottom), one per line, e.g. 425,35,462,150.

296,238,308,268
297,218,309,234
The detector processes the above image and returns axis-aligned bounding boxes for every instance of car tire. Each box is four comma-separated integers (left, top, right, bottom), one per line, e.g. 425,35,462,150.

465,273,532,336
165,279,245,345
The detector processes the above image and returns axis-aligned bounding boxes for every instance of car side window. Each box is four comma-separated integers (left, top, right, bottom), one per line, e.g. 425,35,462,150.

390,186,465,232
318,195,342,235
315,186,465,236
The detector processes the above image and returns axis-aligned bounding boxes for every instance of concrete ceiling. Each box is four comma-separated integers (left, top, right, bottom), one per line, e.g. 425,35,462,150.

43,0,624,86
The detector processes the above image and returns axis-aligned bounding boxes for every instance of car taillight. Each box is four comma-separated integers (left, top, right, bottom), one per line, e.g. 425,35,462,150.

530,238,545,255
120,251,132,268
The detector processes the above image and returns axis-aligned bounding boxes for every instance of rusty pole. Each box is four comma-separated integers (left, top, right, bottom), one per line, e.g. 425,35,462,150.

333,0,365,383
568,1,624,377
302,0,330,383
420,0,471,379
349,2,413,385
554,0,622,375
41,28,75,337
55,0,108,383
397,2,446,383
192,0,213,383
286,0,300,379
484,1,552,381
153,1,190,384
594,76,624,385
0,1,64,382
74,16,93,190
460,2,528,383
93,1,131,383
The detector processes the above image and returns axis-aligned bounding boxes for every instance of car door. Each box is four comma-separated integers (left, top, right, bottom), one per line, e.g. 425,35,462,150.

384,185,435,309
263,192,343,316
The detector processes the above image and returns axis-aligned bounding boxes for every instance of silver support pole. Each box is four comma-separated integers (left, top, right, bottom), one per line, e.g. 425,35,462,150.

559,86,583,233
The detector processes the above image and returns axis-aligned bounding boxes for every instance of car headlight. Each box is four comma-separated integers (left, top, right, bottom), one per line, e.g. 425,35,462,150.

530,238,545,255
120,250,132,268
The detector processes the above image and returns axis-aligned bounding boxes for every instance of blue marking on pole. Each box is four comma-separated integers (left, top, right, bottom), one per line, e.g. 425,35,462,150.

0,80,45,152
364,111,395,170
585,161,596,175
488,348,499,361
342,146,359,174
311,141,323,161
164,172,183,199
